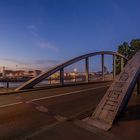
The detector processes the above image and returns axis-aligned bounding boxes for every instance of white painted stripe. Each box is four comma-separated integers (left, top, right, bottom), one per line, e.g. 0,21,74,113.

0,85,109,108
32,85,110,102
0,101,22,108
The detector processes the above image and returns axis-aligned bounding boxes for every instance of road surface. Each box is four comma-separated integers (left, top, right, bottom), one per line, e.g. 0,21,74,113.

0,82,110,140
0,81,139,140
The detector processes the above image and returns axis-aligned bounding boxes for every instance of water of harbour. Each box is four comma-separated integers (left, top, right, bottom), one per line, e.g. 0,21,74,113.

0,75,112,88
0,79,87,88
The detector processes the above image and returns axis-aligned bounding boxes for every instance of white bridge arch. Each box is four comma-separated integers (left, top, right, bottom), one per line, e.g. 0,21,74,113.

16,51,127,91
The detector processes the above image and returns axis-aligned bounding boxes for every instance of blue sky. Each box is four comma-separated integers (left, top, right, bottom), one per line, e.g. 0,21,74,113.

0,0,140,70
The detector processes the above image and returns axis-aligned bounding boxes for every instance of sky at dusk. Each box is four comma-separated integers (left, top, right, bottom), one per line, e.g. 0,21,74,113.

0,0,140,70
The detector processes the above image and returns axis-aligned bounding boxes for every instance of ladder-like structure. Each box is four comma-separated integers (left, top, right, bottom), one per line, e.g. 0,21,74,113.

87,50,140,131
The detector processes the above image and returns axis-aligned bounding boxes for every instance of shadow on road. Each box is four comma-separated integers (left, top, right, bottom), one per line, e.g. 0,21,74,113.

119,104,140,122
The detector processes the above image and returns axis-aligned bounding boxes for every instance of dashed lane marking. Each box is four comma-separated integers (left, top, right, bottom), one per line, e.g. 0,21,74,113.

0,85,109,108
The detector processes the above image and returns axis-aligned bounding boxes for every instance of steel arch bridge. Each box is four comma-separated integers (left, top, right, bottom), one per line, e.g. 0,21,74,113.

16,51,127,91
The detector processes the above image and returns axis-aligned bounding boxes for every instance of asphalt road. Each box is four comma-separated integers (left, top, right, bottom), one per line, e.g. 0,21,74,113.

0,82,111,140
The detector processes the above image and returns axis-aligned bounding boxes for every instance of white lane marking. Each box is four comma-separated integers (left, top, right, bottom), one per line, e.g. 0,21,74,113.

0,85,110,108
32,85,110,102
0,101,22,108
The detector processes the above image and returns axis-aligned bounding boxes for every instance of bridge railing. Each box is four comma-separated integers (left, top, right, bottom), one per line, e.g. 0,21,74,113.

15,51,127,91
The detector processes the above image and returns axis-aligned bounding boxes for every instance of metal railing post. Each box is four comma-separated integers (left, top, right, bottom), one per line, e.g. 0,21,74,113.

60,68,64,86
101,54,105,81
6,81,9,88
113,55,116,80
121,57,124,72
49,77,52,84
85,57,89,82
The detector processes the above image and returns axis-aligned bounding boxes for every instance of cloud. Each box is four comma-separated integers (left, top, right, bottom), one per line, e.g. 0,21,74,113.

27,25,36,30
33,59,59,65
39,42,59,52
27,24,39,37
2,58,26,65
27,24,59,52
1,58,59,69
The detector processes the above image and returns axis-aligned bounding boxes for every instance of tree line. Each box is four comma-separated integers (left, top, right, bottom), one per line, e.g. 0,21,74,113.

116,39,140,74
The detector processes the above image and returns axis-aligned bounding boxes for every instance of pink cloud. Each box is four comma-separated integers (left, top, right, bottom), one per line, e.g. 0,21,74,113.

39,42,58,51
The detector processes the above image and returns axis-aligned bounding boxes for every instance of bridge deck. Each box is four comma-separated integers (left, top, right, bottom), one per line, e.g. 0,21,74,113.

0,82,109,139
0,82,139,140
19,91,140,140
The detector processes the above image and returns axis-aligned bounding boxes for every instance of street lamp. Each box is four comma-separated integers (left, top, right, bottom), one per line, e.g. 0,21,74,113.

73,68,77,82
74,68,77,73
